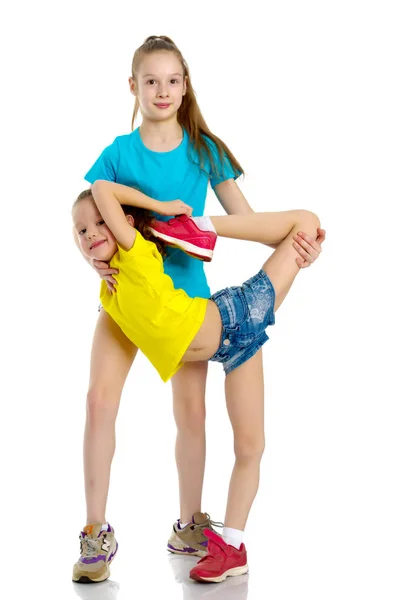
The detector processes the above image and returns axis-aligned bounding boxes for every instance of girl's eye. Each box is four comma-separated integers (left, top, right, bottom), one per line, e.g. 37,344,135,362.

147,79,156,85
171,79,179,84
97,220,105,226
78,228,86,235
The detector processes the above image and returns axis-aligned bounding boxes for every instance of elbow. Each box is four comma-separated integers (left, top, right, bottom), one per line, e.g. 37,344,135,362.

91,180,113,198
90,180,105,196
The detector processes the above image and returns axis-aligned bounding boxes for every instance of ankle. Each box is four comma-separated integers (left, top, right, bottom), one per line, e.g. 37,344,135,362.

191,216,216,234
179,510,198,525
177,520,190,529
86,517,106,525
222,526,244,549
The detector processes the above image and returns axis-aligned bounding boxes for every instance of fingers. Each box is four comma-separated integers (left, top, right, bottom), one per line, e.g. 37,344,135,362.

91,258,118,290
92,260,119,278
103,276,116,293
297,231,320,252
296,256,309,269
93,261,119,274
292,239,316,263
176,199,192,216
106,281,116,293
104,274,117,284
182,203,192,216
99,269,119,276
292,231,322,263
92,259,110,269
94,270,118,286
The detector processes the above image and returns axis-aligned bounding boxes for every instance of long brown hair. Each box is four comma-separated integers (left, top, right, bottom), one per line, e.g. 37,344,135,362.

74,190,166,256
131,35,244,179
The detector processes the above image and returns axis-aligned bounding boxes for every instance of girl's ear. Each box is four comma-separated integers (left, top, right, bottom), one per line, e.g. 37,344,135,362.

126,214,135,228
129,77,137,96
183,76,187,96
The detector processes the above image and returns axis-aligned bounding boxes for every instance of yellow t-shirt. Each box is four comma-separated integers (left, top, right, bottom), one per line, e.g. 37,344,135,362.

100,231,208,382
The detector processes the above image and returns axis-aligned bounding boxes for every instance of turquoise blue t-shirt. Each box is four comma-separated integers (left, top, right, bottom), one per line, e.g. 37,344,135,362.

85,128,239,298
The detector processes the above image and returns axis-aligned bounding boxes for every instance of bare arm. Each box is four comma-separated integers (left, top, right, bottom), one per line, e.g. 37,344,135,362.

90,181,167,250
213,179,279,249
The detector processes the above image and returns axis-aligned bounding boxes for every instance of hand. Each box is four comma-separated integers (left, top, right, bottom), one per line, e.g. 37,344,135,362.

293,228,326,268
92,259,119,293
157,200,193,217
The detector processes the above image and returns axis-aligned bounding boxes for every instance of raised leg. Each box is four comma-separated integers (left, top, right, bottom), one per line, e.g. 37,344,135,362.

211,210,321,311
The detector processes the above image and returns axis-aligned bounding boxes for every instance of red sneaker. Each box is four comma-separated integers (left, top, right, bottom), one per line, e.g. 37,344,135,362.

148,216,217,262
189,528,248,583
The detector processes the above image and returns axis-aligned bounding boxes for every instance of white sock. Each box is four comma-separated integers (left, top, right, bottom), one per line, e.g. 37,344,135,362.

101,523,109,532
222,527,244,549
178,521,189,529
191,216,216,234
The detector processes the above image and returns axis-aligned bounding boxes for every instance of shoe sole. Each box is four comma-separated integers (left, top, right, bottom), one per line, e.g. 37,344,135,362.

148,228,214,262
190,564,249,583
167,546,207,558
167,530,208,557
72,547,117,583
73,564,110,584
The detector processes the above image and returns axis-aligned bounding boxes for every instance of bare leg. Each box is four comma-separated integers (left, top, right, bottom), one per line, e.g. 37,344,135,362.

224,349,265,530
171,361,208,523
259,211,320,310
84,310,137,524
210,210,321,311
208,211,320,532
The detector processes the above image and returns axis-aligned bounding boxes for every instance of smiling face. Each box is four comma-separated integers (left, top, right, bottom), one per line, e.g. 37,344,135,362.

130,50,187,122
73,196,118,262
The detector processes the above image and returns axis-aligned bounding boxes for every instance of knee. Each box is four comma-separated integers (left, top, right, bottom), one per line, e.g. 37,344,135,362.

86,387,116,422
234,435,265,463
174,398,206,437
296,210,321,233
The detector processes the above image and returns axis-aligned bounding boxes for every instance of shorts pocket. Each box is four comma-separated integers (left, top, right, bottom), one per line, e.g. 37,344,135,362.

222,287,249,328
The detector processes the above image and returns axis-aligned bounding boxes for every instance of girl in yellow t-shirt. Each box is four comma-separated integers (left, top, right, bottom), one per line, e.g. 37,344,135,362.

72,179,323,581
73,180,322,382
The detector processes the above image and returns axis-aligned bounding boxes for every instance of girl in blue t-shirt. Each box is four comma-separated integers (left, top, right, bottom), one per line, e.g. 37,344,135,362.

73,35,325,584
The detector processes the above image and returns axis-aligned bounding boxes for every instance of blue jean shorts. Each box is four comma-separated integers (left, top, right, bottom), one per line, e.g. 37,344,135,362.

209,269,276,375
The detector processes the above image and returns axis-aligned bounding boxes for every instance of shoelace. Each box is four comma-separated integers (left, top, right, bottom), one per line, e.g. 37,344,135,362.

80,536,101,557
203,513,224,530
186,514,224,542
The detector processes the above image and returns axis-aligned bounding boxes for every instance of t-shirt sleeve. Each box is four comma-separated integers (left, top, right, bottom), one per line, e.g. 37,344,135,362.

117,231,162,264
206,138,242,189
84,139,120,183
116,237,139,261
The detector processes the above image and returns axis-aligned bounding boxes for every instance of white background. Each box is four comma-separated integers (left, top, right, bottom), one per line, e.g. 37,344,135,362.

1,1,399,599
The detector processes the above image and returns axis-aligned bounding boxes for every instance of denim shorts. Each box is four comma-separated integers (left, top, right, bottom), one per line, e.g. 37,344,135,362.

209,269,276,375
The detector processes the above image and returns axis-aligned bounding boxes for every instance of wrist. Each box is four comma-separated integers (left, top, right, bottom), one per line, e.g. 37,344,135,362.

152,199,164,214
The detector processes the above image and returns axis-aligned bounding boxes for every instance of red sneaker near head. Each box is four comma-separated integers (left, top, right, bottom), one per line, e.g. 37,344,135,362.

189,528,248,583
148,215,217,262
